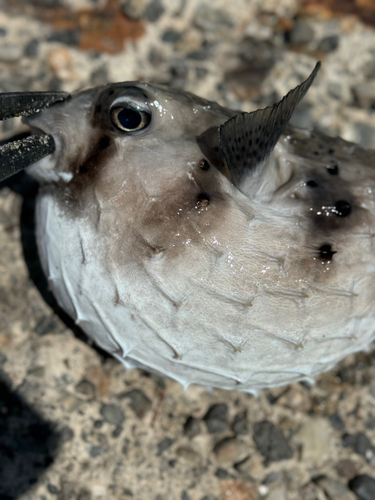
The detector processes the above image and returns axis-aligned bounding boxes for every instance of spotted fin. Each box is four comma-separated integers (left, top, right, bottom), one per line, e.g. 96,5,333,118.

219,62,321,188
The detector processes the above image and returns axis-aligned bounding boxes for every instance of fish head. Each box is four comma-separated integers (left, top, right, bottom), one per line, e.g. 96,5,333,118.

24,82,235,187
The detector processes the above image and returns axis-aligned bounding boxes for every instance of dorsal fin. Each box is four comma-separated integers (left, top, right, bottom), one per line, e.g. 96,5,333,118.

219,62,321,189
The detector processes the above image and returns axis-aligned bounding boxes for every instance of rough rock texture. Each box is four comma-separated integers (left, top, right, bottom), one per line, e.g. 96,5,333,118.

1,1,375,499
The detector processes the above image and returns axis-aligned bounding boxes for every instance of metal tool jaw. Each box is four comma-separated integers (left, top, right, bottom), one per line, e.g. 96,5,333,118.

0,91,70,182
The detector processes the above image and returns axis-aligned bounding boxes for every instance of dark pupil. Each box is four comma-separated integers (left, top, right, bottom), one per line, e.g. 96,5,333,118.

117,108,142,130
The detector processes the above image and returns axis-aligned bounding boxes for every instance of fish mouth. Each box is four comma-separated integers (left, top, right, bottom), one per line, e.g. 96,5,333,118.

0,91,70,182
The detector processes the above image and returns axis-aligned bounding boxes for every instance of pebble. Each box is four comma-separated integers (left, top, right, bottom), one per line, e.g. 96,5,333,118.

213,437,248,465
193,4,233,31
175,445,200,462
34,316,58,336
61,393,82,412
157,437,173,455
144,0,165,22
100,404,125,426
253,421,293,462
231,413,249,435
184,416,201,438
349,474,375,500
162,29,182,43
48,47,76,81
219,480,256,500
47,30,81,46
47,484,59,494
203,403,229,434
293,418,329,461
314,476,354,500
336,459,358,480
59,426,75,443
342,432,375,459
27,366,45,377
329,413,345,431
264,486,288,500
288,20,314,45
352,122,375,149
75,379,96,399
0,44,23,63
120,0,148,19
352,82,375,109
317,35,339,53
118,388,151,418
89,445,104,458
77,490,92,500
24,39,39,57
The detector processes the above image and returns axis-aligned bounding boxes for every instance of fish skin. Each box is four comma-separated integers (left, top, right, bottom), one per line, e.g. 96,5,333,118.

23,74,375,392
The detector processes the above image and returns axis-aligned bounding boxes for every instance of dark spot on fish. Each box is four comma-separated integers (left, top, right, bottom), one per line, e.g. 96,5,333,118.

328,148,335,154
199,158,210,171
335,200,351,217
326,163,339,175
235,154,241,162
313,151,319,156
306,180,318,187
318,143,324,149
195,193,210,209
319,244,336,260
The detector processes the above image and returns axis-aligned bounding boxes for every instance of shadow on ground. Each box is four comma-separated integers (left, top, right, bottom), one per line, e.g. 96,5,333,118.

0,370,60,500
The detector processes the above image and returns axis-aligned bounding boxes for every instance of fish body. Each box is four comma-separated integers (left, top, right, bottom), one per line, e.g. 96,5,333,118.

21,70,375,392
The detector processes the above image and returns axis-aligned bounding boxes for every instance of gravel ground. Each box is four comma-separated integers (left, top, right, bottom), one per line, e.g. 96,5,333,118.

1,1,375,499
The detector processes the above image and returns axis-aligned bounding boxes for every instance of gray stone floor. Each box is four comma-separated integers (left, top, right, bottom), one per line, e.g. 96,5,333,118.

1,1,375,499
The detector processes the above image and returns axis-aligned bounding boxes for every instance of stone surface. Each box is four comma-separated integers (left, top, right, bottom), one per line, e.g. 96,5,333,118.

99,404,125,426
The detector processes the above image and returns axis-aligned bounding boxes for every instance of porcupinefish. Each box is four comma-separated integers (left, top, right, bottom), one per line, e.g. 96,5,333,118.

1,62,375,393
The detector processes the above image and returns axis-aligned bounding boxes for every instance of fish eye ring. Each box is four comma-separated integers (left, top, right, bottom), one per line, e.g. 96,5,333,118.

111,105,151,133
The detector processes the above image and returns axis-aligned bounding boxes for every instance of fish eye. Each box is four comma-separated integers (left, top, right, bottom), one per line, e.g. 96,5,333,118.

111,105,151,133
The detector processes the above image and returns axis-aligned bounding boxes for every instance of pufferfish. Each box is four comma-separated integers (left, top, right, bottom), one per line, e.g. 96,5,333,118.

1,62,375,393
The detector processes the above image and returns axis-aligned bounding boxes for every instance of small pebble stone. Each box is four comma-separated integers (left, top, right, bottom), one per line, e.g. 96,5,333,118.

100,404,125,426
61,393,81,412
34,316,58,336
0,44,23,63
293,418,329,461
342,432,375,459
253,421,293,462
193,4,232,31
118,388,151,418
288,20,314,45
59,426,75,443
329,413,345,431
77,490,92,500
231,413,249,435
144,0,165,22
120,0,148,19
213,437,248,465
157,437,173,455
184,416,201,438
162,29,182,42
89,445,104,458
203,404,228,434
317,35,339,53
47,484,59,494
175,445,200,462
314,476,354,500
75,379,96,399
349,474,375,500
24,39,39,57
336,459,358,480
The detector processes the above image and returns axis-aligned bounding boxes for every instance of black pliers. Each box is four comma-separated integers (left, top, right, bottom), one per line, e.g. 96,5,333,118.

0,91,70,182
